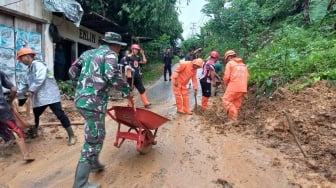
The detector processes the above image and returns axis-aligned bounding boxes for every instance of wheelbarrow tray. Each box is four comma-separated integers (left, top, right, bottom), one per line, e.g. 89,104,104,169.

108,106,169,130
107,106,170,154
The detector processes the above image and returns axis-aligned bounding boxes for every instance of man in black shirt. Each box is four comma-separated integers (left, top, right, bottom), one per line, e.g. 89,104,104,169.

163,48,173,81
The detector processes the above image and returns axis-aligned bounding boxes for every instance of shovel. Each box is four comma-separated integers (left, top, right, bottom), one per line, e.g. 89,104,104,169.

194,91,197,110
214,73,225,92
130,72,136,112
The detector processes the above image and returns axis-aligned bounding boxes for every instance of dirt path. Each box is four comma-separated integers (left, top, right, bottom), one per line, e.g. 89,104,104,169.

0,70,335,187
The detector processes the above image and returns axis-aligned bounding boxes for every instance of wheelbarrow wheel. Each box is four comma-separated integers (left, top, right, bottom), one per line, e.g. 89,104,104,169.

138,130,154,155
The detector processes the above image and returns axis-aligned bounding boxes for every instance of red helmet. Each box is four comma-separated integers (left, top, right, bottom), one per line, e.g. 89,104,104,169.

131,44,141,50
210,51,219,58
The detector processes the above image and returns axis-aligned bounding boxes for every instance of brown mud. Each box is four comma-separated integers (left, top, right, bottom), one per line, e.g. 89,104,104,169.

0,80,335,188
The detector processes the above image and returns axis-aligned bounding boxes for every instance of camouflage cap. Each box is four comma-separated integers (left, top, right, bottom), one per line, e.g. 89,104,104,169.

101,32,127,46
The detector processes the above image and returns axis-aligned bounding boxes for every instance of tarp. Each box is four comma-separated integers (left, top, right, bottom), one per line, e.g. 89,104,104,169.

43,0,84,27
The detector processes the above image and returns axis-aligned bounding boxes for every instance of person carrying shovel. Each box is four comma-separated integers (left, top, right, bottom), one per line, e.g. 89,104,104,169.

171,58,204,115
222,50,249,126
199,51,220,109
125,44,151,108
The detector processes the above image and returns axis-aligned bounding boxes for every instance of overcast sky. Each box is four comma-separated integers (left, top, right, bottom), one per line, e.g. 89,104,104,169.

178,0,208,39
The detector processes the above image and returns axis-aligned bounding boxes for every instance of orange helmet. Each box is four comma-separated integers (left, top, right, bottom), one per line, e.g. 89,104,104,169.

17,47,36,60
192,58,204,67
210,51,219,58
131,44,140,50
224,50,237,61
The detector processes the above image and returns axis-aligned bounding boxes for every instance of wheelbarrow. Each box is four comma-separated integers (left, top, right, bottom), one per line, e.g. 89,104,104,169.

106,106,170,154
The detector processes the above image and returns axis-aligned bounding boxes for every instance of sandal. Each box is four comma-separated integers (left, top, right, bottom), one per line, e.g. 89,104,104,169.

24,158,35,163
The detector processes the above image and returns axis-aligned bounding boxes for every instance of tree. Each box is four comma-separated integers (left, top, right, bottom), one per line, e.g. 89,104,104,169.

78,0,183,46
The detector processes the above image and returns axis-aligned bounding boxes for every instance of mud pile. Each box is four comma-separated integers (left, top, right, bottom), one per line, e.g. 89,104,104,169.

197,80,336,183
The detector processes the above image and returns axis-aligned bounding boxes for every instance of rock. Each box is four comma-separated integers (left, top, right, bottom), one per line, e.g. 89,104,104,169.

306,160,319,170
331,123,336,129
306,172,320,181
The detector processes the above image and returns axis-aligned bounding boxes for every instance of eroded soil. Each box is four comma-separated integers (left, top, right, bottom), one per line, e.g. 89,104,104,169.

0,80,335,188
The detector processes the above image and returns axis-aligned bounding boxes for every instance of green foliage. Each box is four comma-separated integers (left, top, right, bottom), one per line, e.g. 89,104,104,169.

117,0,183,44
77,0,336,96
78,0,183,45
309,0,329,24
141,55,180,85
193,0,336,96
57,80,75,97
141,34,171,59
248,24,336,95
179,36,202,55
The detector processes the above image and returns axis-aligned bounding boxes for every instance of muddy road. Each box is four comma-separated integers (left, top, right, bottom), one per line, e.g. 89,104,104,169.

0,68,335,188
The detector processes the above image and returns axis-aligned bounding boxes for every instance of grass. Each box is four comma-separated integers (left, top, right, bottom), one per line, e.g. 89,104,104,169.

141,56,180,85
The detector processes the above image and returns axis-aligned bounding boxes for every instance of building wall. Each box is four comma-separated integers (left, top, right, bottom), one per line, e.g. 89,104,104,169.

0,0,53,84
52,15,103,59
1,0,51,22
0,0,103,84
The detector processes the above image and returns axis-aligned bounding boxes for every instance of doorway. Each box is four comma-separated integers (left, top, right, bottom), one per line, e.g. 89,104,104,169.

54,39,74,81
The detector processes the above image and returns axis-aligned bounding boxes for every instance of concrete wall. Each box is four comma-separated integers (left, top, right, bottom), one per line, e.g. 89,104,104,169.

53,16,103,49
0,0,51,22
0,0,53,69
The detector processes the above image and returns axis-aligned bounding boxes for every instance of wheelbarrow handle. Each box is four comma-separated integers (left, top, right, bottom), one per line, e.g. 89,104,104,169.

106,107,117,121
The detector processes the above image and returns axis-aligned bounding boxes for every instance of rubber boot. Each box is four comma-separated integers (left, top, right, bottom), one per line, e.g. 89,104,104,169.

91,158,105,172
201,96,209,109
140,92,151,108
28,126,38,139
73,162,100,188
175,95,184,114
182,96,192,115
65,127,76,145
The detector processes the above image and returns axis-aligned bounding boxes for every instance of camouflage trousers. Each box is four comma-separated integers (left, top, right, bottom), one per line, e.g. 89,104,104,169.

77,108,106,164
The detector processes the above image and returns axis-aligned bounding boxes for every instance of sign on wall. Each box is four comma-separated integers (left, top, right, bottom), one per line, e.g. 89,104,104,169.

15,29,42,85
0,25,15,83
0,25,15,49
0,25,42,86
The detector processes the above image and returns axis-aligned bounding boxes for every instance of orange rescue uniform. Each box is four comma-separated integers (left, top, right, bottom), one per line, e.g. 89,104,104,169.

171,59,201,114
222,57,249,121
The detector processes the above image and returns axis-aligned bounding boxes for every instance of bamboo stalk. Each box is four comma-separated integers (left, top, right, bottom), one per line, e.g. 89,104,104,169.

40,121,85,127
282,110,308,158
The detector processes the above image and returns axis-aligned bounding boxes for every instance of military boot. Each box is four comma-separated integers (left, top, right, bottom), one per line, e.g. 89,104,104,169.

73,162,100,188
91,158,106,172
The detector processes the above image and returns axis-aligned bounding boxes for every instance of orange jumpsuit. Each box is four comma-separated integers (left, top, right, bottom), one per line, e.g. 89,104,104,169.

171,61,198,114
222,57,249,121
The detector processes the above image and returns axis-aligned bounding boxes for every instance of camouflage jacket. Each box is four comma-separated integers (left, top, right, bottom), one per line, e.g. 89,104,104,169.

74,45,130,113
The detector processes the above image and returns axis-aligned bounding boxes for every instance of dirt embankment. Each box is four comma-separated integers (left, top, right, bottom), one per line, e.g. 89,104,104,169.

196,80,336,185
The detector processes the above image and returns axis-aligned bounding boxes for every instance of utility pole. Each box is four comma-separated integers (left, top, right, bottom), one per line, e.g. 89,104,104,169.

190,22,197,36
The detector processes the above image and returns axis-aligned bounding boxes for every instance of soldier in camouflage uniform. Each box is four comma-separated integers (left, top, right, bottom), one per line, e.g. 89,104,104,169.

71,32,133,188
